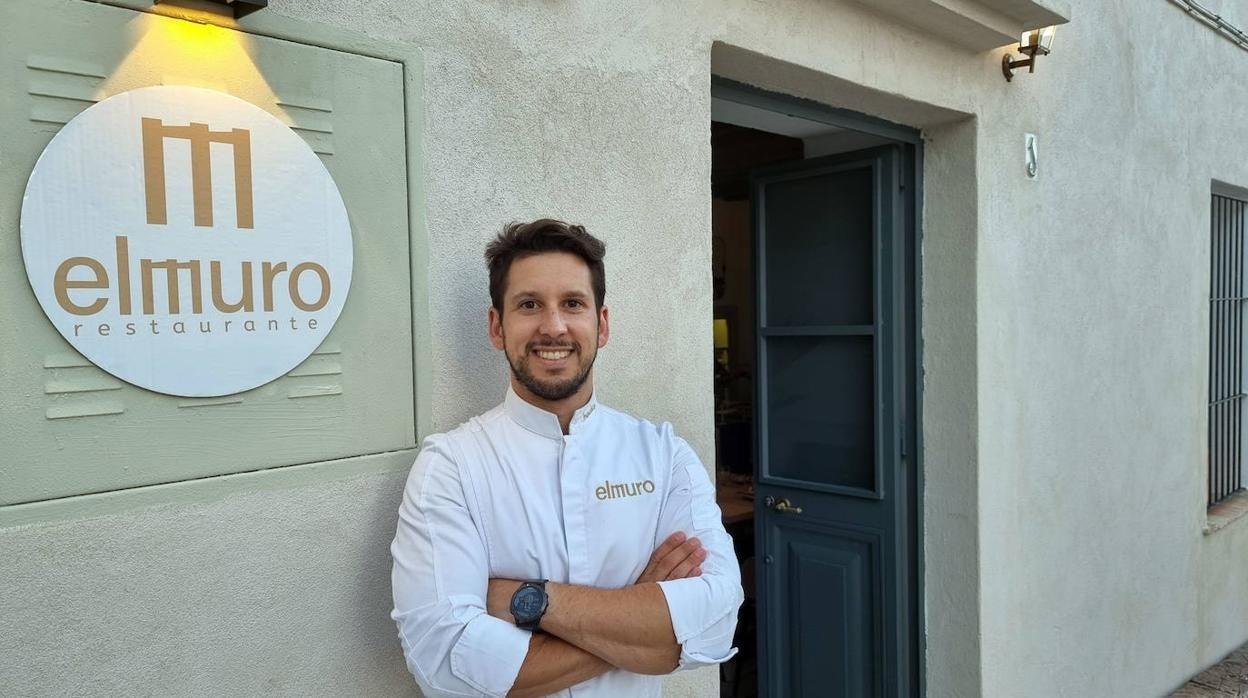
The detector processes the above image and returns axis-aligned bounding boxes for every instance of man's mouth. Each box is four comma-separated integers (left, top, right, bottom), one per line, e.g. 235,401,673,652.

533,348,573,361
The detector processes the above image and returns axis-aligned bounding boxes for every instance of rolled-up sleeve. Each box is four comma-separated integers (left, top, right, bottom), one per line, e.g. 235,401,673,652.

391,435,532,697
654,432,745,670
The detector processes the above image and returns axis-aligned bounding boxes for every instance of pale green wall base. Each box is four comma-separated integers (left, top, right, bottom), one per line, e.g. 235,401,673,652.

1,458,416,695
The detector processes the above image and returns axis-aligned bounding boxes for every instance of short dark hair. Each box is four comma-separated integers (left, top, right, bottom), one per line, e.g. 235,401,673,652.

485,219,606,314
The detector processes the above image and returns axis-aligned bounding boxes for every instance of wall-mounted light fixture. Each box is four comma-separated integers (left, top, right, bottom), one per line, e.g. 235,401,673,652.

154,0,268,18
1002,27,1056,82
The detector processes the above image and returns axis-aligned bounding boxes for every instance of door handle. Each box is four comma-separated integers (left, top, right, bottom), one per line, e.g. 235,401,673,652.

764,496,803,515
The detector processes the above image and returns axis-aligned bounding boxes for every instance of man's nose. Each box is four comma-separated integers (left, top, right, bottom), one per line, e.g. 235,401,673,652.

538,306,568,336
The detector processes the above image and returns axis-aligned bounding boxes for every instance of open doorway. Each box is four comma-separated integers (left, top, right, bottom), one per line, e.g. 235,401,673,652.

711,79,921,698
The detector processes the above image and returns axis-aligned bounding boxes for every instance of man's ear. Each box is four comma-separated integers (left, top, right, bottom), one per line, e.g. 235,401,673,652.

597,305,610,348
488,306,505,350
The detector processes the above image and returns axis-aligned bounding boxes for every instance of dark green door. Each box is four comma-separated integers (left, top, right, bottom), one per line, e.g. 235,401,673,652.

753,145,918,697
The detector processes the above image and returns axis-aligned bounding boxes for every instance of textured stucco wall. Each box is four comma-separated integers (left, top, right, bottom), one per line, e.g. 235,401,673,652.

4,0,1248,697
971,3,1248,696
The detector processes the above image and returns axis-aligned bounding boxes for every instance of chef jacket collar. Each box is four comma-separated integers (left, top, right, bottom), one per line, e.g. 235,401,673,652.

504,385,599,439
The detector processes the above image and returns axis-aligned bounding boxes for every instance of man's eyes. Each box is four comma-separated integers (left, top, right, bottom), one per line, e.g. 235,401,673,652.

516,299,586,310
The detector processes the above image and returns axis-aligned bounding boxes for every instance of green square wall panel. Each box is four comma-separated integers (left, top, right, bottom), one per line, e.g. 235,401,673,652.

0,0,417,505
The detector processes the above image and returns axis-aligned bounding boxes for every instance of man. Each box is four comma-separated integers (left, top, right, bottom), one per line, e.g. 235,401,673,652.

390,219,743,697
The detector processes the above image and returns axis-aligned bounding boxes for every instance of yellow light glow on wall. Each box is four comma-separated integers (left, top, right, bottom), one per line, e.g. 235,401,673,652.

161,16,241,58
100,11,277,114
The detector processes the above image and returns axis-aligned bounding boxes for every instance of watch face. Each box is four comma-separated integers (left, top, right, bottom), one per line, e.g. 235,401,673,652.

513,586,545,620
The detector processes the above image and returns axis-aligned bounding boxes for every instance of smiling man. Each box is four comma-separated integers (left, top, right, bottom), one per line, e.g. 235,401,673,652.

390,219,744,697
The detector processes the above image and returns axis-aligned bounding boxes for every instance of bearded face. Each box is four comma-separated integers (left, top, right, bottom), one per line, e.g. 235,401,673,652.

488,251,609,409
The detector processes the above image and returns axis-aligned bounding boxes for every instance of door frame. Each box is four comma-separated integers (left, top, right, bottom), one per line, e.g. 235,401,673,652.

711,76,925,696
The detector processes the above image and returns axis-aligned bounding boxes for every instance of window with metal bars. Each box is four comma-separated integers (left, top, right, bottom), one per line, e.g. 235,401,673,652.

1209,184,1248,507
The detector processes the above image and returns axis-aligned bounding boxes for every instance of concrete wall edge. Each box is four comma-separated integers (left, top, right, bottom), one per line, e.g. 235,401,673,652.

0,448,418,529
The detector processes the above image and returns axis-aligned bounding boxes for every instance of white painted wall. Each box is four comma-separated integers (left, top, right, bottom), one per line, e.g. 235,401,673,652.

3,1,1248,696
973,3,1248,695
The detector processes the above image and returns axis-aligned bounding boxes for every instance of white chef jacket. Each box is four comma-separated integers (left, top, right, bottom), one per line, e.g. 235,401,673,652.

390,387,744,697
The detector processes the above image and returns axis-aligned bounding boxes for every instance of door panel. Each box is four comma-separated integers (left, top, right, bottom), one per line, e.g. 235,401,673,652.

769,517,881,698
765,335,875,489
754,145,914,697
761,167,874,327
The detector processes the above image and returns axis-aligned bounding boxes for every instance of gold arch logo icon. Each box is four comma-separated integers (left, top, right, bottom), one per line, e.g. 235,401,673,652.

141,117,254,229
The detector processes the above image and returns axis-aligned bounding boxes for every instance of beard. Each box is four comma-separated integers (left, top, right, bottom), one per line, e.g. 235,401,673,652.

505,340,597,402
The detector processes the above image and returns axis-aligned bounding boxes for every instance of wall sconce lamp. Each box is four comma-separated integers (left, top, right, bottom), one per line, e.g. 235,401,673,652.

154,0,268,18
1002,27,1056,81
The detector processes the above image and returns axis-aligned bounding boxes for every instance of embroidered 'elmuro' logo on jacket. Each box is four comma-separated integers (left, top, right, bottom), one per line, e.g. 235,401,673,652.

594,479,656,500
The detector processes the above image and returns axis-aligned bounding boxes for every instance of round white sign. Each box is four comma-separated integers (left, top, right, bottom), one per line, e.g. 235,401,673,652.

21,86,352,397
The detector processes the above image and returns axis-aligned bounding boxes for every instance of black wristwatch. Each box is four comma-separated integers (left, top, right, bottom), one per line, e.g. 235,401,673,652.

509,580,548,632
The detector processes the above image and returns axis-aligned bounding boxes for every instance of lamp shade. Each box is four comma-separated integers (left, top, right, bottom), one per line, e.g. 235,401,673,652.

1022,26,1057,51
155,0,268,17
1038,26,1057,50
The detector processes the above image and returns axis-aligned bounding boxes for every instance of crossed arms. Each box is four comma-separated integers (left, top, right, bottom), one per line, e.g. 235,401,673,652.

487,532,709,697
390,434,744,698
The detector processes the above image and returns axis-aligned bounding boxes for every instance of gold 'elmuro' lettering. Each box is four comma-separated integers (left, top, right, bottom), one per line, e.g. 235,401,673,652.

210,260,254,313
51,236,332,317
288,262,331,311
594,479,657,501
115,235,132,315
261,261,287,312
141,258,203,314
54,256,109,315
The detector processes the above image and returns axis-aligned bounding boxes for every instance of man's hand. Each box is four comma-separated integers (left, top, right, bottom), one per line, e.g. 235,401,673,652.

635,532,706,585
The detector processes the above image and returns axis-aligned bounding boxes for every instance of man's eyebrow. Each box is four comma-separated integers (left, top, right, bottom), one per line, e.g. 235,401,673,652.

508,289,589,301
504,288,586,304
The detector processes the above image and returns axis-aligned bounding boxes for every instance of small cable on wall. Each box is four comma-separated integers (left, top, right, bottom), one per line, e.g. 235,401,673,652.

1170,0,1248,51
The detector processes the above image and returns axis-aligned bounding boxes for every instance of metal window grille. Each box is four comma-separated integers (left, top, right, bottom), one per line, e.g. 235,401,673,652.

1210,192,1247,506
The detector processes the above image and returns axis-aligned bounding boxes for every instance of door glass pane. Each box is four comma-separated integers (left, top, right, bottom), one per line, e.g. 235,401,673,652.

762,166,873,327
765,335,874,489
